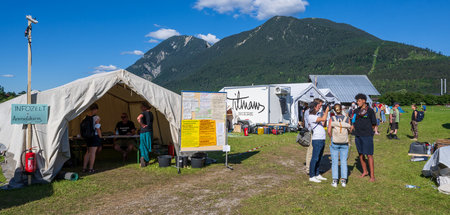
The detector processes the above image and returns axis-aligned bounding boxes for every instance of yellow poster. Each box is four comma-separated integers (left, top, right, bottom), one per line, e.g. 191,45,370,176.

199,120,216,147
181,120,200,148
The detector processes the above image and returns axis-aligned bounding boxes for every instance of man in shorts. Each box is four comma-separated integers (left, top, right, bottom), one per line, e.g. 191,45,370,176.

351,94,377,182
388,102,400,140
114,113,136,161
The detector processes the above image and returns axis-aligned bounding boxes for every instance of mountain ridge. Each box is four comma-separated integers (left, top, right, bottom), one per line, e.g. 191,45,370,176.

126,16,450,94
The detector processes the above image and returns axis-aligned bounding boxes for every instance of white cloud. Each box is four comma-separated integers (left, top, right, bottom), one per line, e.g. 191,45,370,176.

93,64,119,73
196,33,220,44
1,74,14,78
121,50,144,56
194,0,309,20
94,65,118,71
147,39,159,43
145,28,180,40
153,24,162,28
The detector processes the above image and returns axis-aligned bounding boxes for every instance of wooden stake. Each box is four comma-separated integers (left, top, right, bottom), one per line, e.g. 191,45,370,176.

26,20,32,186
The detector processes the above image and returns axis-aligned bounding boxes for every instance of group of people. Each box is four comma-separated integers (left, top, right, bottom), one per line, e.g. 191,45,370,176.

302,93,377,187
81,102,155,173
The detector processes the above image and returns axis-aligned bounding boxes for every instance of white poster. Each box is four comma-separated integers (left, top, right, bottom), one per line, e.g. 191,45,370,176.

223,87,269,124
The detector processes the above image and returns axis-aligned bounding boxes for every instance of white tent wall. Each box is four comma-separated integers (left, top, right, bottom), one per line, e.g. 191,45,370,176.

0,70,180,186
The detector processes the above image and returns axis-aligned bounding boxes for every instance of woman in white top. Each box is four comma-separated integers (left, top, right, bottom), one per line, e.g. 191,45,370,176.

308,102,329,183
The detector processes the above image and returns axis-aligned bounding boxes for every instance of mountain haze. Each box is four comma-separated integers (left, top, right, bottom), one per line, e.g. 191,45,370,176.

127,16,450,94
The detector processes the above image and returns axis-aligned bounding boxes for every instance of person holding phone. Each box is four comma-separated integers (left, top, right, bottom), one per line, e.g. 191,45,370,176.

308,101,330,183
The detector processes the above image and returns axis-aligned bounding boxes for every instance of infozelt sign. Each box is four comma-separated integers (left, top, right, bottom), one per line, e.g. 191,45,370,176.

11,104,48,124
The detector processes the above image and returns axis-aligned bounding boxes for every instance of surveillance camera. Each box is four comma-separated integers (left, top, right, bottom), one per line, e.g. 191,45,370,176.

26,15,38,24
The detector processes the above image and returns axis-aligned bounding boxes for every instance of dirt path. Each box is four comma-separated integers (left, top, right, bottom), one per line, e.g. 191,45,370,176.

82,144,307,215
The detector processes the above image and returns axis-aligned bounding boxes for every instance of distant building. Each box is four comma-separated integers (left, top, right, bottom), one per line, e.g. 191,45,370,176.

309,75,380,105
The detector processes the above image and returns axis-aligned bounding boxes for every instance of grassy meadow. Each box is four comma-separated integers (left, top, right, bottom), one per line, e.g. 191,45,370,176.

0,105,449,214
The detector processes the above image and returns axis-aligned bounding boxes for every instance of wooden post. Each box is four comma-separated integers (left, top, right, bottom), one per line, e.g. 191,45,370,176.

26,19,32,186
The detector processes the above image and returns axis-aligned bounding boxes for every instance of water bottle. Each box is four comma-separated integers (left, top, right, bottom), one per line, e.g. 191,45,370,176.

427,145,431,155
405,185,420,189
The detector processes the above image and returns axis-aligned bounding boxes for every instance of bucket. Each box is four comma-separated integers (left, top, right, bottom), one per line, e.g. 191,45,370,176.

191,157,205,168
158,155,172,167
257,127,264,135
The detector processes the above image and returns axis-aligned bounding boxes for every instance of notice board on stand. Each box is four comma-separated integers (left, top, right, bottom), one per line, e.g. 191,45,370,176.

180,91,227,152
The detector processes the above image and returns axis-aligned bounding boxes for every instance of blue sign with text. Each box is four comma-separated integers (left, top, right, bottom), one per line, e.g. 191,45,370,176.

11,104,49,124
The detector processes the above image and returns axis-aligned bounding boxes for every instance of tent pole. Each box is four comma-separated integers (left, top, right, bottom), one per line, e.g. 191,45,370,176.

155,110,164,145
26,18,34,186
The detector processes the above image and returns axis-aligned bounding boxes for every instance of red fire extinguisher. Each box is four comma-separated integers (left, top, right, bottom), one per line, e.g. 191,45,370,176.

25,148,36,173
244,127,249,136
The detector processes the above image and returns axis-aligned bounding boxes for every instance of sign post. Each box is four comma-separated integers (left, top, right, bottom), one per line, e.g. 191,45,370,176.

180,91,232,172
25,15,38,185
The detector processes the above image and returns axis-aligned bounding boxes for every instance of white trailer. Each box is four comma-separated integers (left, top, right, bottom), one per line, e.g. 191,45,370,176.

220,83,330,128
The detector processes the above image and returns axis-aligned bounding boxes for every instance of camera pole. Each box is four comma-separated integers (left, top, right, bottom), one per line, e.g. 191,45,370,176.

25,15,37,185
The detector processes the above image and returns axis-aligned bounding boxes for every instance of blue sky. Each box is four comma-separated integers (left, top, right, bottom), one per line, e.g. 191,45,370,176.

1,0,449,92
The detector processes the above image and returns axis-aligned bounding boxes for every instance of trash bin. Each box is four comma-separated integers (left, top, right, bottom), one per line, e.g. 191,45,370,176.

158,155,172,167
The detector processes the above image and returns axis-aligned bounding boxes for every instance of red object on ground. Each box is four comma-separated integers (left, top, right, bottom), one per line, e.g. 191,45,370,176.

168,144,175,157
244,127,249,136
272,129,277,135
25,149,36,173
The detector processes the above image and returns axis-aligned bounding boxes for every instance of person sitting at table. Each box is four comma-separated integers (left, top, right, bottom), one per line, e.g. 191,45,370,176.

114,113,137,161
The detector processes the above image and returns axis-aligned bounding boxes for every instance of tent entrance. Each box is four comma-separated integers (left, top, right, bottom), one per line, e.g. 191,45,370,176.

68,83,173,145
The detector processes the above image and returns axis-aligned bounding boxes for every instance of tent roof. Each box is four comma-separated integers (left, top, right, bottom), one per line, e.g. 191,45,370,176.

309,75,380,103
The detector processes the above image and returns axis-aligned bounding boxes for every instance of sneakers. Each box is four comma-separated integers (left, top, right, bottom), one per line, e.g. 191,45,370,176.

331,179,347,187
331,179,338,188
309,177,322,183
316,175,327,181
387,133,393,139
392,134,399,140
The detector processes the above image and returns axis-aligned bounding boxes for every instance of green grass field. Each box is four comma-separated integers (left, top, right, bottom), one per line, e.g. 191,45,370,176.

1,106,449,214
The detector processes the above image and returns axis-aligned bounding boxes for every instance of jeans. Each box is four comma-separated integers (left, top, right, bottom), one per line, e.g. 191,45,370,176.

381,110,386,122
309,139,325,178
330,142,349,180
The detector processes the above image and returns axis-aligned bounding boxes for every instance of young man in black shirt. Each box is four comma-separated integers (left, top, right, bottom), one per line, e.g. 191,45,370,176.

351,94,377,182
114,113,136,161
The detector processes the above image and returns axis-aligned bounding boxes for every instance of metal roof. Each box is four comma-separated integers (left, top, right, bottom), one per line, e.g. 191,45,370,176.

309,75,380,103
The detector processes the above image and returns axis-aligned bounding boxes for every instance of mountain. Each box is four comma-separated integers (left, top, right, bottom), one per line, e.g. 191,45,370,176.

126,36,209,80
127,16,450,94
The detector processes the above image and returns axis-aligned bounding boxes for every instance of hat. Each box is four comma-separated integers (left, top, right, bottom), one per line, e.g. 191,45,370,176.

393,102,400,106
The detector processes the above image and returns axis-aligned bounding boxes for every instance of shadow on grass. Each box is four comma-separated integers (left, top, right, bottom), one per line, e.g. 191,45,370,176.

442,123,450,129
208,151,260,164
319,154,332,174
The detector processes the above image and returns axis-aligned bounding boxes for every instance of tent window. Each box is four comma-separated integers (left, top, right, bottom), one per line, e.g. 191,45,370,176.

326,92,333,97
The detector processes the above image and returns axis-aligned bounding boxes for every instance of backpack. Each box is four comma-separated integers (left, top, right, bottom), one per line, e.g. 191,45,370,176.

416,111,425,122
80,115,95,138
330,116,351,144
296,128,311,147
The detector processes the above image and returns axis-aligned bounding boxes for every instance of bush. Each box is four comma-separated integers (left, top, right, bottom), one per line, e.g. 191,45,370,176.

378,92,449,105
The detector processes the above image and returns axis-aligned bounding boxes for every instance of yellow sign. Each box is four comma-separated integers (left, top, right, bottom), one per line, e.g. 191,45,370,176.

181,120,200,147
199,120,216,147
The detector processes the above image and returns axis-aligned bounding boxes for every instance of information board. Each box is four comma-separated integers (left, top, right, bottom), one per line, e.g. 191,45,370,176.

180,92,227,152
11,104,49,124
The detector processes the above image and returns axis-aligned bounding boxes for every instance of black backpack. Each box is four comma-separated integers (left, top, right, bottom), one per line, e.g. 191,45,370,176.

416,111,425,122
80,115,95,138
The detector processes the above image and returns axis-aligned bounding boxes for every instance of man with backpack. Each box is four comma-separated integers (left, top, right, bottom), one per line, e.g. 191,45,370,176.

388,102,400,140
351,94,377,182
328,104,351,187
410,104,424,141
81,103,102,174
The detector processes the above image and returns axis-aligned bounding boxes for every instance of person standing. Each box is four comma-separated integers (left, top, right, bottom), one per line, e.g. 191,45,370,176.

304,98,324,173
380,103,386,123
374,104,380,135
308,101,329,183
410,104,419,141
137,102,154,167
388,102,400,140
351,94,377,182
82,103,102,174
328,104,351,187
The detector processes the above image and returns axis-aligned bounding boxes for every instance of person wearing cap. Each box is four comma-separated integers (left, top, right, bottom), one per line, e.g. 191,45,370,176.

303,98,324,173
308,100,330,183
388,102,400,140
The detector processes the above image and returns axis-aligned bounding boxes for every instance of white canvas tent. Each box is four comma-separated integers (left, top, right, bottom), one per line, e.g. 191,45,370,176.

319,88,340,104
272,83,330,127
0,70,181,187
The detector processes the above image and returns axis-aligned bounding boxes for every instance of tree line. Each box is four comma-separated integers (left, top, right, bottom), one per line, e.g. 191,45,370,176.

377,90,450,106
